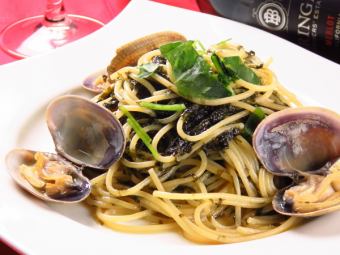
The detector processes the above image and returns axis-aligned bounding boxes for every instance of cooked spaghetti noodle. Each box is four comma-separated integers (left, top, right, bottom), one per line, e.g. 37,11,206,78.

86,38,303,244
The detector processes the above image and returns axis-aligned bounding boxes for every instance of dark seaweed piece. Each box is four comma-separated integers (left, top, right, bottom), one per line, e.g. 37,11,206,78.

130,79,152,99
148,103,240,157
182,105,211,133
183,104,239,135
155,70,170,80
155,110,174,119
152,55,166,65
210,105,238,123
203,128,240,152
103,98,119,112
165,136,193,156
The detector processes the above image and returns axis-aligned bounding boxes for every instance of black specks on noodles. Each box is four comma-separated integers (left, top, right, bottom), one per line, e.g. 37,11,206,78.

152,55,166,65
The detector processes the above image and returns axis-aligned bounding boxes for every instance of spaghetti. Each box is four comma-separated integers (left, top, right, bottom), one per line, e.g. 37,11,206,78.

86,38,303,244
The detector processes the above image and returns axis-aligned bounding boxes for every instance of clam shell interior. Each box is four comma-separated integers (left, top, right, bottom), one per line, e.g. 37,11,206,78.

5,149,91,203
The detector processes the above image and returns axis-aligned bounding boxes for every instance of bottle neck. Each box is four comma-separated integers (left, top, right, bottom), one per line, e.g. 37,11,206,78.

44,0,65,22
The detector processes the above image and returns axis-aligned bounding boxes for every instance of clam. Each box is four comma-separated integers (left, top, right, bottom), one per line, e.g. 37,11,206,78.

6,149,91,203
83,69,108,93
253,107,340,216
82,31,186,93
6,95,125,203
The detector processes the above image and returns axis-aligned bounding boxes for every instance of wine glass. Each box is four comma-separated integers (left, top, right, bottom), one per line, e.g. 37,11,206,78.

0,0,104,58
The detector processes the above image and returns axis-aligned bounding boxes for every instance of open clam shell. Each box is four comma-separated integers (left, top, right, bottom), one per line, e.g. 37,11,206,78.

253,106,340,217
46,95,126,170
5,95,126,203
107,31,186,75
6,149,91,203
82,31,186,93
273,181,340,217
253,107,340,177
83,69,107,93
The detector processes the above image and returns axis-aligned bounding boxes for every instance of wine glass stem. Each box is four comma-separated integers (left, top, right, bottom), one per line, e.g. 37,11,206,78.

44,0,66,22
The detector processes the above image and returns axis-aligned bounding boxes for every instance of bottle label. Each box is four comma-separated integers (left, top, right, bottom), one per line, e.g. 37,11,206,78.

251,0,340,62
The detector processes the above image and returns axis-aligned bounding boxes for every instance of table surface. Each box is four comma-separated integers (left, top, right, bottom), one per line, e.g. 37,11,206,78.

0,0,211,254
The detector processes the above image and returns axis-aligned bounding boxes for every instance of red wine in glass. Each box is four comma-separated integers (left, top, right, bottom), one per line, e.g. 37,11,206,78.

0,0,104,58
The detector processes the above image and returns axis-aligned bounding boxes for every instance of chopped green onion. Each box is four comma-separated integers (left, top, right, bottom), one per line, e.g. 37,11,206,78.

242,107,266,142
127,120,159,158
119,106,159,159
193,40,206,54
140,102,186,112
216,39,232,47
211,53,228,75
211,53,234,95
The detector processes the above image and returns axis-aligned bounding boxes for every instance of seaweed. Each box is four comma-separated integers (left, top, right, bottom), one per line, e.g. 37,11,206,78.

203,128,240,152
183,104,239,135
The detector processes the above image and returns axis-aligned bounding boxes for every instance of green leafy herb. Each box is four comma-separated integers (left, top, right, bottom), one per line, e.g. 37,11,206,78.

243,107,266,141
223,56,261,84
119,106,159,158
137,63,159,78
160,41,231,99
211,53,234,95
140,102,186,112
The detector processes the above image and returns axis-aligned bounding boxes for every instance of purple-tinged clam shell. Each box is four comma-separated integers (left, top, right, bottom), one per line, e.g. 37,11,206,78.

253,107,340,217
5,95,126,203
82,69,107,93
253,107,340,177
46,95,125,170
6,149,91,203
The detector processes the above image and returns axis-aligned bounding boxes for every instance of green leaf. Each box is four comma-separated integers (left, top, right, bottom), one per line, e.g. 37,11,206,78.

160,41,231,99
160,41,198,78
223,56,261,84
137,63,159,78
140,102,186,112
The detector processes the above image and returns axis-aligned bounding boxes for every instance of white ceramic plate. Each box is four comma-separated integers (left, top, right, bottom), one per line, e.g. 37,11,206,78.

1,1,339,254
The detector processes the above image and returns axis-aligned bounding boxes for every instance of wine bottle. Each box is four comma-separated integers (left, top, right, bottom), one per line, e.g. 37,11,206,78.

199,0,340,63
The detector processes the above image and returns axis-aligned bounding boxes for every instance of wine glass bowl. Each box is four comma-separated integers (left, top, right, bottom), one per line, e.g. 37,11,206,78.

0,0,104,58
